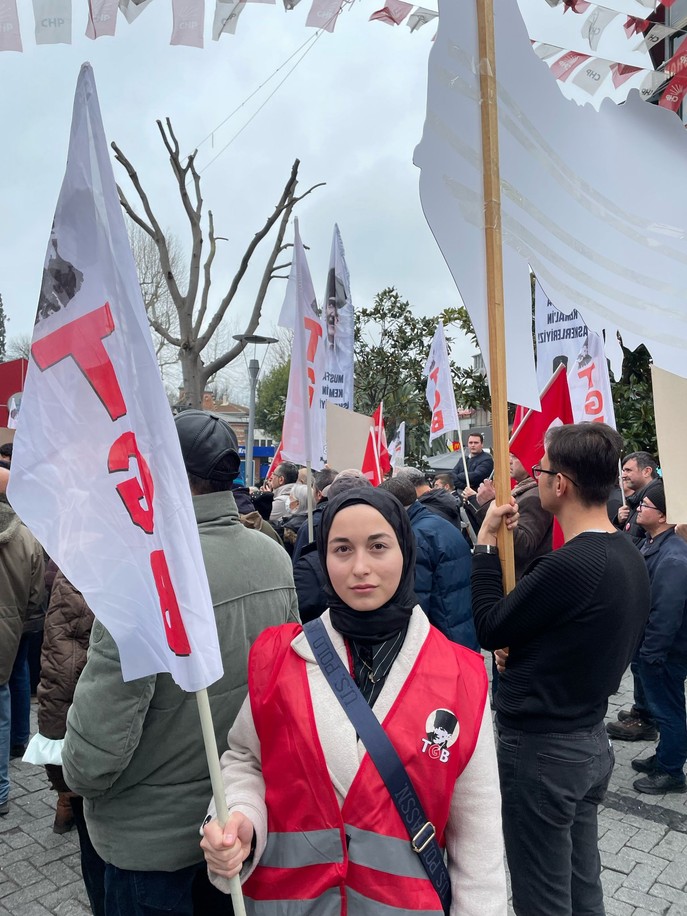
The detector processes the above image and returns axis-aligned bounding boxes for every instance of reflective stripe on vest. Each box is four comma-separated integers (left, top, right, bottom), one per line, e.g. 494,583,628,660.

246,887,341,916
245,886,440,916
261,829,343,869
346,824,427,880
259,824,428,881
347,888,441,915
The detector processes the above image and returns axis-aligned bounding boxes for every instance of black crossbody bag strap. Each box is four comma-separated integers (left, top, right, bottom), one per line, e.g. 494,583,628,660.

302,618,451,915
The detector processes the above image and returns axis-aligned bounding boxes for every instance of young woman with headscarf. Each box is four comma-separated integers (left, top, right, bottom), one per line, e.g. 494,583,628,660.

201,489,507,915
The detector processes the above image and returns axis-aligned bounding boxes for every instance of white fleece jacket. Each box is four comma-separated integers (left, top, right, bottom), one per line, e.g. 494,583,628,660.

207,607,508,916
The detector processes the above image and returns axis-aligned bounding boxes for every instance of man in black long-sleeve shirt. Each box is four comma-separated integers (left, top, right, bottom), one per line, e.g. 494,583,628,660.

472,423,650,916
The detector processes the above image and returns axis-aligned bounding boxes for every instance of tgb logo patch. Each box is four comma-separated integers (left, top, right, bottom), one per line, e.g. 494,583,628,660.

421,709,459,763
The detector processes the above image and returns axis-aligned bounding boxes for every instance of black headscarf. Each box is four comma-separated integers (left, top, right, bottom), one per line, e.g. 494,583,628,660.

316,488,417,644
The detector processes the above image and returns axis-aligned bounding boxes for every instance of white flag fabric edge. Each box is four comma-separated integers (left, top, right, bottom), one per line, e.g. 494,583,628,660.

423,321,459,444
567,331,616,428
7,64,223,693
278,219,327,468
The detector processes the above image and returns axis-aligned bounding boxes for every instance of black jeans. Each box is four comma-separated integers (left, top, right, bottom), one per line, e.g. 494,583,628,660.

101,860,234,916
497,719,614,916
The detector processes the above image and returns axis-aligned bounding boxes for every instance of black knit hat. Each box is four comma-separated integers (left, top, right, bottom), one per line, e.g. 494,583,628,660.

174,410,241,482
642,479,666,516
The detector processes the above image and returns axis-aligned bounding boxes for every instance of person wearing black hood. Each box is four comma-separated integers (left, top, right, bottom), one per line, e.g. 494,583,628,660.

201,488,507,915
398,467,462,530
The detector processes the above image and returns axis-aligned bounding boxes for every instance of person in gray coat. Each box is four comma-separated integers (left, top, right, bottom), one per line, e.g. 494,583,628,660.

62,411,299,916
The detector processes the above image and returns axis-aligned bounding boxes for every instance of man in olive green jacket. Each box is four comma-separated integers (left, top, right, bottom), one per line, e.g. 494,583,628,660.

63,412,299,915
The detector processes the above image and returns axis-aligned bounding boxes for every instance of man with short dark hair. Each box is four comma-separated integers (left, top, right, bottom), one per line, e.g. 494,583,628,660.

63,410,299,916
398,466,461,529
473,423,650,916
433,472,454,492
615,451,658,543
452,432,494,494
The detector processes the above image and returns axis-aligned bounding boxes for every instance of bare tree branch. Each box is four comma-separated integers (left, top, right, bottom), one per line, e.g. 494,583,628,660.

114,124,324,406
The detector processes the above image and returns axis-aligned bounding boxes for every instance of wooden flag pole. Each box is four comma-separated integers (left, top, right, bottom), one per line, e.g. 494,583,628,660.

196,689,247,916
476,0,516,592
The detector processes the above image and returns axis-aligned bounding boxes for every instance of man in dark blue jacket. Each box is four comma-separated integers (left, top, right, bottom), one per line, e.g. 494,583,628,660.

382,477,479,651
631,479,687,795
452,432,494,493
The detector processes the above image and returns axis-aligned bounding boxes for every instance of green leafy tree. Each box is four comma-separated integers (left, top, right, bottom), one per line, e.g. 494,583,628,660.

255,360,291,441
354,289,486,465
611,338,656,455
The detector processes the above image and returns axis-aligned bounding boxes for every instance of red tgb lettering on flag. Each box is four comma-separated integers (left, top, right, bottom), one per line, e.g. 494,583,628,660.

424,322,459,444
31,304,191,657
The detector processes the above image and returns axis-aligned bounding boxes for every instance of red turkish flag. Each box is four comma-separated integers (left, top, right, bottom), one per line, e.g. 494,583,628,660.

509,364,574,477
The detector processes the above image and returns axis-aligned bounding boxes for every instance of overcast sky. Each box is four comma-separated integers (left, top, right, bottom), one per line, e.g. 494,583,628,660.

0,2,484,380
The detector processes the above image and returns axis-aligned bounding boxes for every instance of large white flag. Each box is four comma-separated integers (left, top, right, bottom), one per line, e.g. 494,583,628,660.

321,224,354,411
424,321,459,444
416,0,687,409
7,65,222,693
567,331,616,428
278,220,326,468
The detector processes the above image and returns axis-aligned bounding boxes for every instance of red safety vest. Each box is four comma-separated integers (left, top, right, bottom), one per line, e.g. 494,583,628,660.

242,621,488,915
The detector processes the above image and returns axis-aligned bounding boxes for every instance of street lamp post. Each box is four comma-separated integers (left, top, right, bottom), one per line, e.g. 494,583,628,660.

233,334,278,488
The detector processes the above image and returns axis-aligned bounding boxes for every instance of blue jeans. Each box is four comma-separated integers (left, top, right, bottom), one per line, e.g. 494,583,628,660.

630,654,655,724
638,657,687,778
0,683,10,805
497,719,614,916
103,861,231,916
9,635,30,747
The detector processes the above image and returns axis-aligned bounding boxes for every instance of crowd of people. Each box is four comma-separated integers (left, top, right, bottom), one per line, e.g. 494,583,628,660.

1,415,685,916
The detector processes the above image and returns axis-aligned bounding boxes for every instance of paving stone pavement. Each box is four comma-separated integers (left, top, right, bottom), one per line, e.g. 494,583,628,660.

2,667,687,915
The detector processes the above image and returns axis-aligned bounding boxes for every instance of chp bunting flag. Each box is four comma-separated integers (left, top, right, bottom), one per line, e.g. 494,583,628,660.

0,0,22,52
171,0,204,46
424,321,459,444
509,363,574,475
86,0,119,38
321,224,354,411
33,0,71,44
278,219,326,469
7,65,223,693
567,332,616,428
305,0,342,32
369,1,413,26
